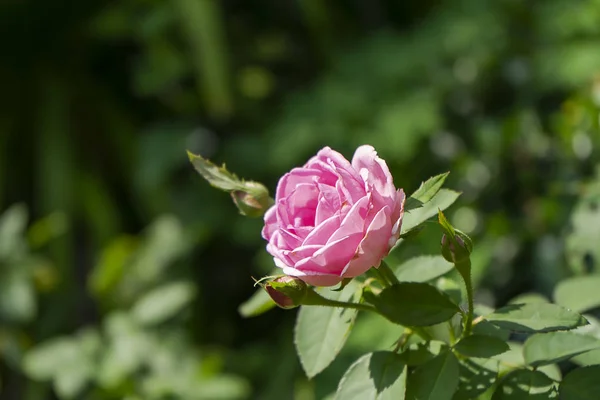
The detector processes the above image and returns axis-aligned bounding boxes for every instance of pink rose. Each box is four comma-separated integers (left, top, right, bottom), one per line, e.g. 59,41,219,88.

262,145,405,286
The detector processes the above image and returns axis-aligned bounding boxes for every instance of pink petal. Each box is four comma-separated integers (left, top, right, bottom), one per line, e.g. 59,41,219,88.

287,183,319,227
303,159,339,186
341,205,393,278
279,227,302,249
315,184,340,225
351,145,396,201
261,206,278,241
267,233,294,268
302,214,341,246
390,189,405,237
309,147,364,186
326,195,370,245
307,147,354,174
276,198,291,226
288,244,322,263
295,233,362,274
336,167,366,204
276,168,319,200
280,266,343,286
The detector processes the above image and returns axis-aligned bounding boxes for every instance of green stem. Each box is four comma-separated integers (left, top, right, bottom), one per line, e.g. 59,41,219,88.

317,298,380,313
457,260,474,337
410,326,433,341
447,320,457,345
378,260,400,286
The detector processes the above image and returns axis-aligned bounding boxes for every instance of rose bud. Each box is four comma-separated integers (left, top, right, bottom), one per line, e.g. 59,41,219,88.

231,181,273,218
262,145,405,286
264,276,308,309
441,229,473,264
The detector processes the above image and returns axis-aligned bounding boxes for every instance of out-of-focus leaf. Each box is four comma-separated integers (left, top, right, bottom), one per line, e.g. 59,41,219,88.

27,211,68,249
554,275,600,313
523,332,600,367
98,313,150,387
89,235,138,299
0,274,36,323
238,288,276,317
559,366,600,399
565,183,600,274
0,204,28,261
174,0,233,118
508,293,550,305
571,315,600,366
485,303,588,333
393,255,454,283
194,375,251,399
132,282,196,325
23,329,100,399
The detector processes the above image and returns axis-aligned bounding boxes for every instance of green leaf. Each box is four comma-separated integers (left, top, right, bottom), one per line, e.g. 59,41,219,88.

335,351,407,400
405,173,450,211
453,358,499,400
0,203,28,260
508,293,549,305
23,329,100,399
492,342,525,374
571,349,600,367
295,281,360,378
89,235,138,298
565,185,600,274
570,317,600,366
97,313,149,387
554,275,600,313
523,332,600,366
23,338,78,380
370,283,459,327
238,287,276,317
402,341,445,366
131,282,196,325
454,334,509,358
0,274,36,323
401,189,461,235
492,369,556,399
435,277,463,306
559,366,600,399
472,320,511,342
393,256,453,283
407,351,459,400
485,303,589,333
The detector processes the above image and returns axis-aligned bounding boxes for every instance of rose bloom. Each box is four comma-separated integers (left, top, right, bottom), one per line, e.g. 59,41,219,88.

262,145,405,286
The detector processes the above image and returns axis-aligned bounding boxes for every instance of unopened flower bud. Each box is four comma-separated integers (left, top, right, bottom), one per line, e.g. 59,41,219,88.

264,276,308,309
441,229,473,264
231,182,273,218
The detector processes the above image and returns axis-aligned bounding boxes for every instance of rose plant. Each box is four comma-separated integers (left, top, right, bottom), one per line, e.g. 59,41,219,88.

190,145,600,399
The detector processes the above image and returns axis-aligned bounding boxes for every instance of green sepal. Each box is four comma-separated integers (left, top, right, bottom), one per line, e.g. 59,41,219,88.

332,278,354,292
187,151,273,217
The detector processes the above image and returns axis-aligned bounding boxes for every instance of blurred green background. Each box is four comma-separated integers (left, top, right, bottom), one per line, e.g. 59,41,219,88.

1,0,600,399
